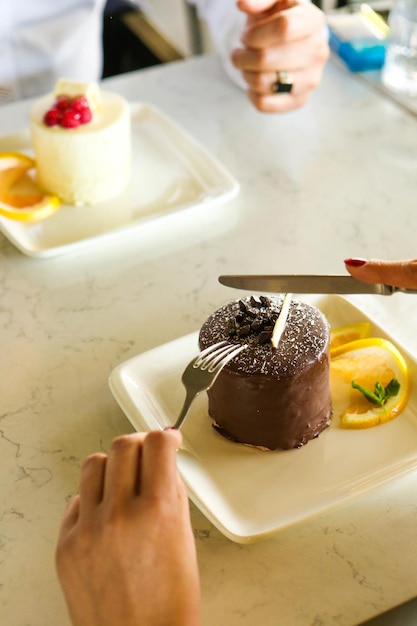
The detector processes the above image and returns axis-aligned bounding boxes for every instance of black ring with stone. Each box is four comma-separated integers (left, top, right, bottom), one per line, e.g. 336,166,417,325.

272,71,293,94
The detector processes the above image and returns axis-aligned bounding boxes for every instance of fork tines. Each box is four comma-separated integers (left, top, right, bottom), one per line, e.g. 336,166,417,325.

195,341,247,373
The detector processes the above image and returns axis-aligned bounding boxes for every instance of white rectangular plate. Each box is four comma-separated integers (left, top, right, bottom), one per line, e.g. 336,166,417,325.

0,102,239,258
109,296,417,543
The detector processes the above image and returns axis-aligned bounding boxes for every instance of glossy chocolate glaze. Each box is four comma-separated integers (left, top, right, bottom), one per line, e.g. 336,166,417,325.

199,296,332,450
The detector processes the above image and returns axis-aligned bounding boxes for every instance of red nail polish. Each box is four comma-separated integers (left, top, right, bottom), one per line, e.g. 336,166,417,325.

164,426,177,431
344,258,367,267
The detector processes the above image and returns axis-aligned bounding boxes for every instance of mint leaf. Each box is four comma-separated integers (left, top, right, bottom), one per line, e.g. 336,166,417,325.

374,381,386,404
384,378,400,400
351,378,400,408
352,380,381,405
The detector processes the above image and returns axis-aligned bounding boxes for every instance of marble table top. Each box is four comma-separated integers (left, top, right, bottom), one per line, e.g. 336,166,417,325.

1,54,417,626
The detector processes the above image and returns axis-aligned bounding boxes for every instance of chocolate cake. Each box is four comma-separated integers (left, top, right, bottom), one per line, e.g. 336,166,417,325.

198,295,332,450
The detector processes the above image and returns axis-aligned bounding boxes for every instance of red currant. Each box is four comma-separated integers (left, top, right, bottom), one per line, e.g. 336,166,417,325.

61,109,81,129
79,108,92,124
55,95,72,111
43,109,60,126
43,93,93,128
71,96,89,112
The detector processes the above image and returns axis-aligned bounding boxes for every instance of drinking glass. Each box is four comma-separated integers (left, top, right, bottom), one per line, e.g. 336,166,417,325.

382,0,417,96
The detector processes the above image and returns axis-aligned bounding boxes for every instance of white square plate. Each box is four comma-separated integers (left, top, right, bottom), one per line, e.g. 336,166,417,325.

109,295,417,543
0,102,239,258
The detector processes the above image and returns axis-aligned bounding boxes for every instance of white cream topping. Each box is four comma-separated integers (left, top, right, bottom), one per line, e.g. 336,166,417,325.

53,78,102,112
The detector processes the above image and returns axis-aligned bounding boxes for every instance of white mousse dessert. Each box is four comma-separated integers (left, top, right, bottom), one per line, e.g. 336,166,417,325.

29,79,131,206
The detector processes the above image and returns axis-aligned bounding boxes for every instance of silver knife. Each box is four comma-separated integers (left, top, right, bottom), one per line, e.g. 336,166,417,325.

218,275,417,295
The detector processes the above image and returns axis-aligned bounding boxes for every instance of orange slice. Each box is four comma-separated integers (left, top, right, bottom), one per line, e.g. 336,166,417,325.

0,152,60,222
330,337,410,428
330,321,371,354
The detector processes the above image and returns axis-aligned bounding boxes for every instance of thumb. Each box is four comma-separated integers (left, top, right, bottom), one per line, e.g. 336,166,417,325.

344,258,417,289
237,0,291,15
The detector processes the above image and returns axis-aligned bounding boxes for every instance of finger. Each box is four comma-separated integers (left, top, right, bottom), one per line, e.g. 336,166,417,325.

78,453,107,521
102,433,147,505
238,0,294,17
344,258,417,290
59,495,80,535
247,88,309,112
241,4,325,48
232,43,292,72
242,62,324,98
140,429,183,501
232,31,328,73
242,68,297,93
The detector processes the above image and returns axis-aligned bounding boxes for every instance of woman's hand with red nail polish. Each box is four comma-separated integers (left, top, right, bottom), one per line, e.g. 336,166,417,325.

344,258,367,268
344,258,417,289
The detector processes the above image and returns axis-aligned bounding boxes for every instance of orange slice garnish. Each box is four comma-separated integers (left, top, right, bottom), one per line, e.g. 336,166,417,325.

0,152,60,222
330,337,410,428
330,321,371,355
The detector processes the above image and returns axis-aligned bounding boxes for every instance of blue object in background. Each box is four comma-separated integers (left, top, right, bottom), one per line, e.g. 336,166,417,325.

329,28,387,72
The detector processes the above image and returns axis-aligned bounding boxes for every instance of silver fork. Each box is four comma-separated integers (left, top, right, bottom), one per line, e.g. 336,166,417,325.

172,341,247,430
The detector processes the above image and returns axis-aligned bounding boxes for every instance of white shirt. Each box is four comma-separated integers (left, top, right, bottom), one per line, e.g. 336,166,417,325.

0,0,243,102
0,0,107,101
189,0,246,87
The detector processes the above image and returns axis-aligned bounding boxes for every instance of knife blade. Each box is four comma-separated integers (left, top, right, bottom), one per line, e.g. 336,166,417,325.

218,275,417,295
